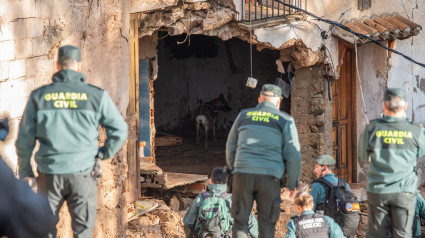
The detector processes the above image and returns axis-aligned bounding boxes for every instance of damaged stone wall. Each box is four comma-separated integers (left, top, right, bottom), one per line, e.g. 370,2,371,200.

136,0,330,183
291,65,333,183
0,0,131,237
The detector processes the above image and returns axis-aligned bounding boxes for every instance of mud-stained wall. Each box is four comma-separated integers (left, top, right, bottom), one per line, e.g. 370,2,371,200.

291,65,332,183
355,43,387,183
0,0,130,237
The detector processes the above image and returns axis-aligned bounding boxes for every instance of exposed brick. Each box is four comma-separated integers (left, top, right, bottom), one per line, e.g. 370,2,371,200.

187,182,207,191
0,61,8,81
15,38,33,59
0,0,18,23
32,37,49,57
0,23,13,42
0,41,15,61
10,19,27,39
17,0,36,18
8,59,26,79
26,18,44,38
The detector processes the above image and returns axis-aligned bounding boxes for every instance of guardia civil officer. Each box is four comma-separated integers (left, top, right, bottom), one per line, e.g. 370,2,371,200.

286,192,345,238
16,45,128,238
358,88,425,238
309,155,351,211
226,84,302,238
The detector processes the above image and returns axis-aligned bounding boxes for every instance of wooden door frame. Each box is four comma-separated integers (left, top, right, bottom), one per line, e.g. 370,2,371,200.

126,13,140,203
337,39,358,183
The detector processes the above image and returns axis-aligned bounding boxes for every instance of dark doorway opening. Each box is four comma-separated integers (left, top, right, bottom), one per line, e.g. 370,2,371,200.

154,32,290,175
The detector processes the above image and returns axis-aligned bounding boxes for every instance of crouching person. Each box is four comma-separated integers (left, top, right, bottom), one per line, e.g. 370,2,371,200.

183,167,259,238
286,192,345,238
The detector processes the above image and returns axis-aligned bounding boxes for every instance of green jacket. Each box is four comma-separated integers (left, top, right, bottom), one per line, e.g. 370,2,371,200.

414,193,425,236
286,210,345,238
309,173,351,210
357,115,425,194
183,184,259,238
226,102,302,189
16,70,128,178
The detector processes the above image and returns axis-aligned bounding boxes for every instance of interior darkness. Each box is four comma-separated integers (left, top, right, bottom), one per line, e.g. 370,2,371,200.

154,32,292,174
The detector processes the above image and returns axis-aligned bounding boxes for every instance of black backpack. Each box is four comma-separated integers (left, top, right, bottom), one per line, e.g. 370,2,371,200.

314,177,360,236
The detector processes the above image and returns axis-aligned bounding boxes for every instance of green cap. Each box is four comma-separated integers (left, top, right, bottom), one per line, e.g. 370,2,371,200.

58,45,81,62
383,88,405,101
261,84,282,99
314,155,336,166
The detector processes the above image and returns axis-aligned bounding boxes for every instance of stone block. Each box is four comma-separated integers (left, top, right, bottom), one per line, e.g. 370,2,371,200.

32,37,49,57
35,0,53,19
0,0,18,22
10,19,27,39
0,41,15,61
0,23,13,41
17,0,36,18
10,77,34,98
26,18,44,38
15,38,33,59
8,59,26,79
0,61,8,81
9,96,27,118
169,196,180,212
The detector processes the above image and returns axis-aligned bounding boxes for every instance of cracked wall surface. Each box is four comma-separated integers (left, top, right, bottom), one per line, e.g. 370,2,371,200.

0,0,131,237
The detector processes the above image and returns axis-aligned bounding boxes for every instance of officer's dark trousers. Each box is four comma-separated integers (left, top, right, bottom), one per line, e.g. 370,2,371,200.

231,172,281,238
38,172,98,238
366,192,416,238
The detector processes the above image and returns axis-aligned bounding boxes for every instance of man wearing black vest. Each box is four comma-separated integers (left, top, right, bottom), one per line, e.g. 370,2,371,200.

358,88,425,238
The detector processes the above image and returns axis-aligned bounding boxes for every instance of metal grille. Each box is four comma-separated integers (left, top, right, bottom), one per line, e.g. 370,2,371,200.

242,0,304,22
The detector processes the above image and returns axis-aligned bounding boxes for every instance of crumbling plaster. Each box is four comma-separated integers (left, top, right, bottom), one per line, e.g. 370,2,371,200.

0,0,131,237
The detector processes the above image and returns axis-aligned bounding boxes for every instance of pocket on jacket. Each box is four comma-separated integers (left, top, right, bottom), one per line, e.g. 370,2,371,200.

269,199,282,222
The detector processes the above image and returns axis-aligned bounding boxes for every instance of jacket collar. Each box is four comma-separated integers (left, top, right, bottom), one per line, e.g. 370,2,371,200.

381,115,408,122
256,101,277,109
52,70,86,83
300,210,315,215
207,184,228,194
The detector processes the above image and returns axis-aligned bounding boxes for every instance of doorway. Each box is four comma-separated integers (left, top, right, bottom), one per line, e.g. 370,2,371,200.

332,40,357,183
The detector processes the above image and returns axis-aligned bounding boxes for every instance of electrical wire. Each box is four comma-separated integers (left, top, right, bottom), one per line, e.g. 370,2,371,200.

250,11,253,78
354,35,369,122
275,0,425,68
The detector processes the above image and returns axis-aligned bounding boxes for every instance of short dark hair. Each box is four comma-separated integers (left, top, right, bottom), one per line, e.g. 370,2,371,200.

211,167,226,184
384,100,406,113
58,56,78,69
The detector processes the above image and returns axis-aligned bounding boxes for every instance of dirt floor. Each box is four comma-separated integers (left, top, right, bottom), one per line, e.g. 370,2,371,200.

155,137,228,176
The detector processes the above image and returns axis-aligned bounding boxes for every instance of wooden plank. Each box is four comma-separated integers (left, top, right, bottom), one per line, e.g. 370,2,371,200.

126,13,140,198
140,157,163,174
164,172,208,189
155,134,183,147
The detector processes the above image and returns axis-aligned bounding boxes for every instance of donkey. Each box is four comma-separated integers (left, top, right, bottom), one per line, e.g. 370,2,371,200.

195,93,231,151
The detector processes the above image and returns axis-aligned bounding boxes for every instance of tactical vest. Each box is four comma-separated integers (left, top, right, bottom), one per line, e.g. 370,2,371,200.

292,213,329,238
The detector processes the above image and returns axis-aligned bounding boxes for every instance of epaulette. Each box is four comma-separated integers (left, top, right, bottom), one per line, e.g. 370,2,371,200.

367,118,380,125
87,83,103,91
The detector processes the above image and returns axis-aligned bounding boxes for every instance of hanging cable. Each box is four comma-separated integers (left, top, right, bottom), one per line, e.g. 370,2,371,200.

354,35,369,123
274,0,425,68
250,13,253,78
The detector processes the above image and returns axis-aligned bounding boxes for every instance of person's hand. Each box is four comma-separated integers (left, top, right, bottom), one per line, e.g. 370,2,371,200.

288,189,296,200
23,177,38,193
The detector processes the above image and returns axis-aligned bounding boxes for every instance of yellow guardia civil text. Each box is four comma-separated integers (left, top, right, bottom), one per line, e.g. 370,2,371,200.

375,130,413,145
44,92,88,108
